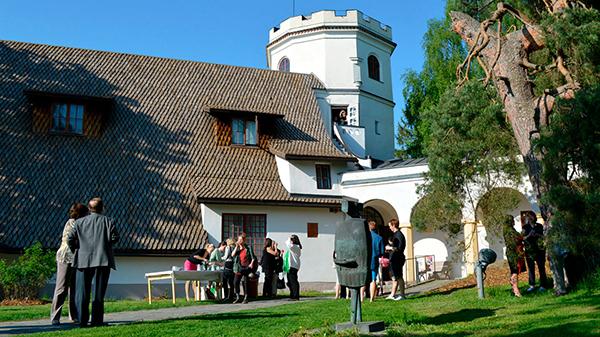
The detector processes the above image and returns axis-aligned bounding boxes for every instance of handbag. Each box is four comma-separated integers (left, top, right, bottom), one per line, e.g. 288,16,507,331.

379,257,390,268
277,276,286,289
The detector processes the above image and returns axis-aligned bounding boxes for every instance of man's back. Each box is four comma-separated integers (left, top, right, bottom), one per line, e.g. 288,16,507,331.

71,213,118,269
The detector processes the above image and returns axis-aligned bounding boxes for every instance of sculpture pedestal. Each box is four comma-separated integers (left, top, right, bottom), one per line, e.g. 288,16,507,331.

334,321,385,333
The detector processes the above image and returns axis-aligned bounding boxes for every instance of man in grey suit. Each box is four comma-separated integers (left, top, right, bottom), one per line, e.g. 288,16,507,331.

68,197,119,327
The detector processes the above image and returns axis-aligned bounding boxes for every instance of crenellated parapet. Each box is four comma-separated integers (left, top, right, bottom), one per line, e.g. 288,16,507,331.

268,10,392,46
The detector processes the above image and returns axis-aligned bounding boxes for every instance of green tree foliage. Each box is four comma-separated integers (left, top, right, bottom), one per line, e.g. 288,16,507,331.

411,81,523,232
0,243,56,300
537,85,600,271
396,17,467,159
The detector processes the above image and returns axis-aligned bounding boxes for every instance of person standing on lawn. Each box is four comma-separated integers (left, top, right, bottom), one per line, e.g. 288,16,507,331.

232,234,256,304
361,220,384,302
522,211,548,292
184,243,215,301
50,202,88,326
260,238,279,298
503,215,526,297
222,238,236,302
385,219,406,300
67,197,119,327
285,234,302,301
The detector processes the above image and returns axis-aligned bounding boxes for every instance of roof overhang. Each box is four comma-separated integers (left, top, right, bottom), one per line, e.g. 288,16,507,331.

205,107,285,118
24,89,114,106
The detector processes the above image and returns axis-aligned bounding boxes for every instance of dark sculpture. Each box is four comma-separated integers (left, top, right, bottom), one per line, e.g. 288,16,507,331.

333,199,383,332
334,217,370,288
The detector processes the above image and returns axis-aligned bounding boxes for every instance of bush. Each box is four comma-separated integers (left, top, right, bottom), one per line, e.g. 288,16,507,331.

0,242,56,300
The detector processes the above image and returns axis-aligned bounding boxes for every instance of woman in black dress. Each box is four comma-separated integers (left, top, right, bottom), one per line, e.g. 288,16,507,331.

261,238,279,298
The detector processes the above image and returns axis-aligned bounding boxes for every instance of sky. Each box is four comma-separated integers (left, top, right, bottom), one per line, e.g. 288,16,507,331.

1,0,446,138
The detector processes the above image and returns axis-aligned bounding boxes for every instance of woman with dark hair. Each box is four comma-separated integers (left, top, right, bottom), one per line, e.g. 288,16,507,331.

502,215,526,297
261,238,279,298
285,234,302,301
50,203,88,325
184,243,215,301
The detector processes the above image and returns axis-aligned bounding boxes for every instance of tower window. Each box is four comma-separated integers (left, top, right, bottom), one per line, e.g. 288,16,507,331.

278,57,290,72
368,55,380,81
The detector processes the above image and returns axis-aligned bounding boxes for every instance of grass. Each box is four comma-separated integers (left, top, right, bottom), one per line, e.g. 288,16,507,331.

24,284,600,337
0,291,325,322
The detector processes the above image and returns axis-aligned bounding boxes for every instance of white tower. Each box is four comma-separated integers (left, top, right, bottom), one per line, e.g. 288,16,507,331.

266,10,396,161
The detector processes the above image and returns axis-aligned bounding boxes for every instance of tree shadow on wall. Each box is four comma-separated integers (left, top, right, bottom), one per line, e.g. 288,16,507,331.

0,42,205,254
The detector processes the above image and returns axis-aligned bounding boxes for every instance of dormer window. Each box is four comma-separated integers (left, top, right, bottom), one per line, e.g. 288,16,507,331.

232,118,257,145
368,55,380,81
52,103,84,134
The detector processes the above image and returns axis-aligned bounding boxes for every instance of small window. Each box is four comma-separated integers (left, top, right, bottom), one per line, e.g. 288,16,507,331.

231,118,258,146
52,103,84,134
307,223,318,238
375,120,381,135
316,164,332,190
278,57,290,72
368,55,380,81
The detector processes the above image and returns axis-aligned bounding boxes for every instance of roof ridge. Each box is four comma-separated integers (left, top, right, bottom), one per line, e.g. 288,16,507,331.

0,39,316,80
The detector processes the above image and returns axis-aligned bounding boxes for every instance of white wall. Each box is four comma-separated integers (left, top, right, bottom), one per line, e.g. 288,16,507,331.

202,203,344,282
358,94,394,160
275,156,346,196
342,165,428,223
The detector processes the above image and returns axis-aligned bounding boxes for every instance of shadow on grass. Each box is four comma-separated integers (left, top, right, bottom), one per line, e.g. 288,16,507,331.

496,321,599,337
386,330,472,337
419,284,477,298
178,312,294,322
417,308,496,325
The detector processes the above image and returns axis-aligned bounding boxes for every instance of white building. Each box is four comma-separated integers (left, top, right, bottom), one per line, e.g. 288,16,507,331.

0,10,541,299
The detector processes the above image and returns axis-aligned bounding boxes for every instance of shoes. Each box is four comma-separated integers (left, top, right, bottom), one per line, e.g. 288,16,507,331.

538,287,547,292
393,295,405,301
242,296,248,304
526,286,536,293
51,320,60,326
555,290,567,296
232,295,241,304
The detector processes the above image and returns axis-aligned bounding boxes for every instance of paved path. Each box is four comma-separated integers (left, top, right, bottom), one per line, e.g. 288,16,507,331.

0,280,452,336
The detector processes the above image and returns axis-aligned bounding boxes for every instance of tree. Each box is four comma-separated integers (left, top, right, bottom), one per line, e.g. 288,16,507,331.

449,1,600,275
396,17,467,159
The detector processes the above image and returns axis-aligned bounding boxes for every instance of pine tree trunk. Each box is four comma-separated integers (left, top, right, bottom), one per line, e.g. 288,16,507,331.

450,11,551,218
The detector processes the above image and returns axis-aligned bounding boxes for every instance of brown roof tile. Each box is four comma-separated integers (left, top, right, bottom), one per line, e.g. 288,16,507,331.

0,40,350,253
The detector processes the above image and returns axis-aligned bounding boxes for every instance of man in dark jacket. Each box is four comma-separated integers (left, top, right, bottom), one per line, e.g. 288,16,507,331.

68,197,119,327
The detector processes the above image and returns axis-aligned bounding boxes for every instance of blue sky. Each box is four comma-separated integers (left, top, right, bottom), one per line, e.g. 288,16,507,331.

1,1,446,140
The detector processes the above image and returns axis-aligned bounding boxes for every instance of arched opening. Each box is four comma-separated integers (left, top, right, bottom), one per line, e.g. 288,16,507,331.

367,55,380,81
410,194,463,279
475,187,532,260
278,57,290,72
362,199,398,243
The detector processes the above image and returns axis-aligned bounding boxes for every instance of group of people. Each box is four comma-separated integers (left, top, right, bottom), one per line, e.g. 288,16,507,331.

337,219,407,302
503,210,567,297
184,234,303,303
51,198,119,327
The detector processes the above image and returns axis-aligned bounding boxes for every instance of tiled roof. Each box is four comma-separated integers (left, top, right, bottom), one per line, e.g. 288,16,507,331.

375,157,428,169
0,40,350,253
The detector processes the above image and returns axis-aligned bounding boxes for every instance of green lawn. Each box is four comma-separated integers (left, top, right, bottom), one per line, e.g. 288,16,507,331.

0,291,325,322
0,298,219,322
26,285,599,337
